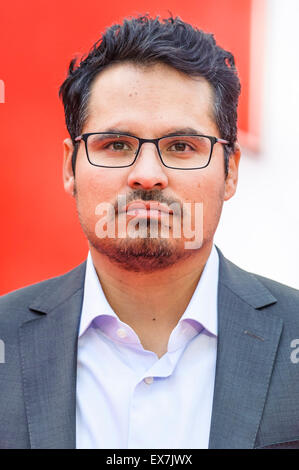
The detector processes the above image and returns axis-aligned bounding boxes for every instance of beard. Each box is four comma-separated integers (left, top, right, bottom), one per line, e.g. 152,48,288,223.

87,225,194,272
75,188,196,272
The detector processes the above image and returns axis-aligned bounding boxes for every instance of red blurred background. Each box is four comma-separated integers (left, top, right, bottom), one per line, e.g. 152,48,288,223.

0,0,253,294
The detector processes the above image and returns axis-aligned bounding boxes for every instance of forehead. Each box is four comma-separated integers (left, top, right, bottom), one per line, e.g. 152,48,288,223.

85,62,217,135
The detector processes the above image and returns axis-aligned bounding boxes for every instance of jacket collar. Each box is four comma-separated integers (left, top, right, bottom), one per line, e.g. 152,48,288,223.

28,261,87,315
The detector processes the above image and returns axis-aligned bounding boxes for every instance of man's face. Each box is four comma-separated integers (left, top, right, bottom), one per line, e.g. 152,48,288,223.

63,62,240,271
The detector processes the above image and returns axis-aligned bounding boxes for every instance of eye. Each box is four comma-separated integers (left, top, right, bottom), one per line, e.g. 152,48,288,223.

167,141,194,152
106,141,131,151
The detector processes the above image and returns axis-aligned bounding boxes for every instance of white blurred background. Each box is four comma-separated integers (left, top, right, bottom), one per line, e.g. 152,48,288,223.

215,0,299,289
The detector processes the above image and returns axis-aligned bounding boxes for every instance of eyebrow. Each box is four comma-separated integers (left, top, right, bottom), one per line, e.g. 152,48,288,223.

99,126,204,137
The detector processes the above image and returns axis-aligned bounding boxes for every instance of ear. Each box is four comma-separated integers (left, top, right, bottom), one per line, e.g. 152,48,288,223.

224,142,241,201
63,138,75,197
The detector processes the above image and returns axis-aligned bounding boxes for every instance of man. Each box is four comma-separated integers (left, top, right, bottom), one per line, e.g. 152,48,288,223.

1,15,299,450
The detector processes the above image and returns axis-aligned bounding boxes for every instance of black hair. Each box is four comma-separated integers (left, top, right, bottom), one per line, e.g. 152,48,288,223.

59,14,241,176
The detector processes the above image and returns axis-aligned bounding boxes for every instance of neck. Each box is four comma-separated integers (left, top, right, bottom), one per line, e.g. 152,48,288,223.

89,241,213,331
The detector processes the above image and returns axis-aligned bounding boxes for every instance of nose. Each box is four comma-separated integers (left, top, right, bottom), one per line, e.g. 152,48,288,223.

127,142,169,190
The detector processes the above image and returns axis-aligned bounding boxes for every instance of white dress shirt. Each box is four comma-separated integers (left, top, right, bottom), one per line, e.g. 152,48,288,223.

76,245,219,449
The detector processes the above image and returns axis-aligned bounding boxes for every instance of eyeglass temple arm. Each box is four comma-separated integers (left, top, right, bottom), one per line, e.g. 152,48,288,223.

216,138,229,144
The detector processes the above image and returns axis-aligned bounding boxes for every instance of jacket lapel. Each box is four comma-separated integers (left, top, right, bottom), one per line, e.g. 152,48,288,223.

18,262,86,449
208,250,283,448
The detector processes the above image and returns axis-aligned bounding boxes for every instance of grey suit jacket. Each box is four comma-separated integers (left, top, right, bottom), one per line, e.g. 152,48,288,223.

1,248,299,449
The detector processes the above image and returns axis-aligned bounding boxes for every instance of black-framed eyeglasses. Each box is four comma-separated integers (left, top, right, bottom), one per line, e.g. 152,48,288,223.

74,132,229,170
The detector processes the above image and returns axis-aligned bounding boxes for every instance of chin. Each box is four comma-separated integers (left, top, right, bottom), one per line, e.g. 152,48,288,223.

89,235,195,273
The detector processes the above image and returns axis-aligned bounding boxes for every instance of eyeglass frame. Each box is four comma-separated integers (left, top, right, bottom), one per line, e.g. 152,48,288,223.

74,132,230,170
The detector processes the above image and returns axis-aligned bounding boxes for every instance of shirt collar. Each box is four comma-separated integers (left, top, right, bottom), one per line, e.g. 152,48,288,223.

79,245,219,338
178,244,218,337
79,252,118,338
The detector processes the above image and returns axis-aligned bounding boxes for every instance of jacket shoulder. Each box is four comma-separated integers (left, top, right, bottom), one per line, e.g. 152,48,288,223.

217,248,299,323
253,272,299,302
253,273,299,323
0,262,86,314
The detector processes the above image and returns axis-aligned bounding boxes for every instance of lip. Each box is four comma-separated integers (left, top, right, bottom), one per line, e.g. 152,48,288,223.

116,200,174,221
120,200,173,215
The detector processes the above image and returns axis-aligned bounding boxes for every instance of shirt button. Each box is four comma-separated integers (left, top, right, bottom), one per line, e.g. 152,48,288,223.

144,376,154,385
116,328,127,339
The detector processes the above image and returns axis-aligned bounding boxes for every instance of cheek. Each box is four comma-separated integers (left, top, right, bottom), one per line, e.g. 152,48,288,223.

74,170,127,234
76,169,126,205
199,179,225,235
183,175,225,234
176,172,225,203
175,174,224,229
197,178,225,199
75,150,127,200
